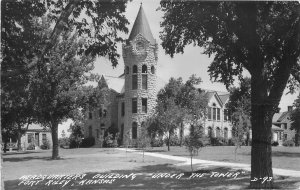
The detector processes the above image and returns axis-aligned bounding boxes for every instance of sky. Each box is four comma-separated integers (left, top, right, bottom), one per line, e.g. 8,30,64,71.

58,0,299,137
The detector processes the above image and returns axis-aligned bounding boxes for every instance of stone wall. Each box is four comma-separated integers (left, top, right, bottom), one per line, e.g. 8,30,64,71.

122,34,158,144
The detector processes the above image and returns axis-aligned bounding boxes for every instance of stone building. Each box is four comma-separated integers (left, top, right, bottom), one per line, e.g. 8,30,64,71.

84,5,235,146
84,5,160,146
179,91,233,140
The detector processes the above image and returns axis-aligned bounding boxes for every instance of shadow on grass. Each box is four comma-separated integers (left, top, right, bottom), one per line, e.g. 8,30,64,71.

2,151,45,155
145,149,167,153
3,156,69,162
241,151,300,158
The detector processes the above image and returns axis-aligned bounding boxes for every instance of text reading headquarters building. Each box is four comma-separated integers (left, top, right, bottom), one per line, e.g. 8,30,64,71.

84,5,234,146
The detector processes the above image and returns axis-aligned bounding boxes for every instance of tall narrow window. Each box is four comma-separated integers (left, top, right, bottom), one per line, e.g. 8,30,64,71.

208,107,212,120
224,128,228,139
89,112,93,119
217,108,220,121
224,109,228,121
142,98,147,113
96,129,99,138
103,109,107,117
28,133,34,143
132,122,137,139
142,65,147,73
121,102,125,116
132,75,137,89
151,66,155,74
216,127,221,137
99,108,102,118
208,127,213,137
126,66,129,74
142,75,147,89
89,126,93,137
133,65,137,73
213,108,216,121
121,124,124,141
42,134,47,142
132,98,137,113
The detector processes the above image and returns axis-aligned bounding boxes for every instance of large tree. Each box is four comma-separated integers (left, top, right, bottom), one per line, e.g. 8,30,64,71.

160,1,300,188
291,93,300,146
1,0,129,156
30,17,96,159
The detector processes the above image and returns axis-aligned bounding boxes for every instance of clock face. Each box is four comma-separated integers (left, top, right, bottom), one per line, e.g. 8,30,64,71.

136,41,145,51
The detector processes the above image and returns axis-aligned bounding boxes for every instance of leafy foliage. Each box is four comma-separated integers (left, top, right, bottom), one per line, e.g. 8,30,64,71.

150,75,207,151
290,93,300,146
160,2,300,187
68,122,84,149
184,125,204,171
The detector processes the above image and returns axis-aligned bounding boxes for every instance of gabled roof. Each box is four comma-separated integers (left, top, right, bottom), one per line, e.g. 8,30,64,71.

205,91,223,107
277,111,290,122
23,123,51,132
272,124,284,131
272,113,282,123
128,4,156,44
219,94,230,105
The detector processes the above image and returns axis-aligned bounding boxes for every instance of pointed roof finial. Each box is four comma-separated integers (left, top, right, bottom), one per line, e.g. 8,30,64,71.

128,3,155,44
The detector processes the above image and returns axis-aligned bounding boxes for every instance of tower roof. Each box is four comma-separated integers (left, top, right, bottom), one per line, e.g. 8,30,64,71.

128,4,156,44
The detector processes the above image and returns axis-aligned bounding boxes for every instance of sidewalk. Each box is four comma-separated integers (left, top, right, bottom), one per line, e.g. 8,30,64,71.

116,148,300,178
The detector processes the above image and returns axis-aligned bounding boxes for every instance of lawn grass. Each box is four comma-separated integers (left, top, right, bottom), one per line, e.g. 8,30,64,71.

148,146,300,171
2,147,300,189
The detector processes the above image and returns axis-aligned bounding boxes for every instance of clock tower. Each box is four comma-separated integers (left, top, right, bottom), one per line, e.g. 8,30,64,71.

122,4,158,143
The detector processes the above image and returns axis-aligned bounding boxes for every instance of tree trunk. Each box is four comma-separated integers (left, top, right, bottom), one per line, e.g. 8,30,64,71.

250,75,274,188
51,121,60,159
17,124,22,151
180,122,183,147
295,129,300,147
190,153,193,172
167,132,170,151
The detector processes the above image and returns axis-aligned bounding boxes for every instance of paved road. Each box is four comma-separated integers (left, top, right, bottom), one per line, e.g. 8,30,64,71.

116,148,300,178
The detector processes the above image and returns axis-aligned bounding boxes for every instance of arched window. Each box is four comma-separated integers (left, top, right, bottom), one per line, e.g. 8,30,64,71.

132,65,138,90
224,128,228,139
120,124,124,142
216,127,221,137
151,66,155,74
126,66,129,74
142,75,147,90
132,122,137,139
133,65,137,73
208,127,212,137
142,65,147,73
89,126,93,137
199,126,204,134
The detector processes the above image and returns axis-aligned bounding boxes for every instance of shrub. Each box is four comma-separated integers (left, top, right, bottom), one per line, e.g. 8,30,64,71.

27,142,35,150
282,140,295,147
151,138,164,147
80,137,95,148
210,137,227,146
227,139,235,146
40,139,51,150
271,141,279,146
59,137,70,148
103,133,114,147
164,135,180,146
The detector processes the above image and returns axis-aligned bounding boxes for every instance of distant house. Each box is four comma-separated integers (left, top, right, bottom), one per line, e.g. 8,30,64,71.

21,123,52,150
178,91,232,140
272,106,296,145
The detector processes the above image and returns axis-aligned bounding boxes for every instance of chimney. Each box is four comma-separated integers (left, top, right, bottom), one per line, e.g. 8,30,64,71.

288,106,293,112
